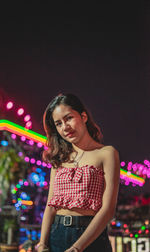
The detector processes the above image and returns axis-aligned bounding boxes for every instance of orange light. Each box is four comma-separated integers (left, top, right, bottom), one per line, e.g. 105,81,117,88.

21,200,33,206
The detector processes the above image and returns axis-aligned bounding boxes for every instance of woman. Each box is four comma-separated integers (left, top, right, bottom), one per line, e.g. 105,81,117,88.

36,93,120,252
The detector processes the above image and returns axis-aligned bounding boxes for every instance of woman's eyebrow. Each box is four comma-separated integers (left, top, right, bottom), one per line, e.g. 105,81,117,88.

54,113,72,123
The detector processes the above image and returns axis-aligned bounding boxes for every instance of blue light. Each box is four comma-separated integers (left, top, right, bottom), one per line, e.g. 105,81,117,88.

26,230,30,236
1,140,8,146
30,172,40,184
20,228,26,232
19,180,24,186
36,168,42,173
116,222,121,227
31,230,37,236
20,192,28,200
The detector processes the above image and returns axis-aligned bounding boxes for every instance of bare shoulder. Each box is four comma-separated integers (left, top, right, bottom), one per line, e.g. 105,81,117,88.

99,145,118,154
98,145,120,163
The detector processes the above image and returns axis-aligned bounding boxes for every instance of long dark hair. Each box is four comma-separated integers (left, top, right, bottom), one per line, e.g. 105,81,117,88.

43,93,103,168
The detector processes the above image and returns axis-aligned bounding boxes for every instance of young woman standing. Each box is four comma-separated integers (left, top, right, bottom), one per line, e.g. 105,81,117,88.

36,93,120,252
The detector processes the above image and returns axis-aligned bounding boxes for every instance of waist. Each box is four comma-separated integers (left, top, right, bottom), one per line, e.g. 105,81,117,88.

53,214,94,228
53,215,108,236
56,207,97,216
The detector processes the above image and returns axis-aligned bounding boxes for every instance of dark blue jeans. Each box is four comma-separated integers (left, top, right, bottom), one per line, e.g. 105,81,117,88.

49,222,112,252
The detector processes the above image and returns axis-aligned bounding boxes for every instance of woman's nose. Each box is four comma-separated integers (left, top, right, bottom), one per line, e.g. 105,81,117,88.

62,122,70,131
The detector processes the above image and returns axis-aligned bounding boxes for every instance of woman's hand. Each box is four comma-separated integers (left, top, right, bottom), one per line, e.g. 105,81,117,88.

35,242,49,252
65,245,81,252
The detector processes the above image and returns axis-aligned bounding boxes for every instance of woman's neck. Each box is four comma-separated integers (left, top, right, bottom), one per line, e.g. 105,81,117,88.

72,137,101,153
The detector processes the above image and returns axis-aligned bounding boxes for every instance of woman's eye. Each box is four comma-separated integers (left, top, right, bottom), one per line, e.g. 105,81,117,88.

55,122,62,127
67,116,73,120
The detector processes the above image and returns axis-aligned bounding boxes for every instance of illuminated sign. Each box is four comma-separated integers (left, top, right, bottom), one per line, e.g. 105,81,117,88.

110,236,150,252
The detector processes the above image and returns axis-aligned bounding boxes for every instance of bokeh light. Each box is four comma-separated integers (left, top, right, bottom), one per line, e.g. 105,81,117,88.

17,108,24,116
6,101,13,109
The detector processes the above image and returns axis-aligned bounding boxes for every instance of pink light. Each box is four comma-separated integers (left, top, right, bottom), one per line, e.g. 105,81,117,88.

24,181,29,186
24,115,31,122
132,164,137,170
44,146,48,150
18,152,23,157
30,158,35,164
120,161,125,167
147,172,150,178
36,160,42,166
144,160,149,165
47,163,52,168
127,162,132,170
37,142,43,148
6,101,13,109
29,140,34,146
127,166,132,171
11,133,16,139
25,121,32,129
138,165,144,172
42,162,47,167
133,166,137,172
24,156,30,162
21,136,26,141
142,169,147,175
43,181,48,186
17,108,24,116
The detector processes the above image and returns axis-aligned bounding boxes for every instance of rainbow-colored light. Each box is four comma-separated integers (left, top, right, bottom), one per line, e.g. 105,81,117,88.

0,119,46,144
120,168,145,186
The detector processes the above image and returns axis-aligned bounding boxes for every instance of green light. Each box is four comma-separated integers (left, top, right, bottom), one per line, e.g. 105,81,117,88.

135,234,138,238
16,184,21,188
11,189,16,194
120,168,144,180
22,205,26,209
141,226,146,230
18,198,21,201
0,119,46,140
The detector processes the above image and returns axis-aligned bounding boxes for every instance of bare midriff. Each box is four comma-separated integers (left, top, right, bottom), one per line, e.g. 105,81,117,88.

56,207,97,216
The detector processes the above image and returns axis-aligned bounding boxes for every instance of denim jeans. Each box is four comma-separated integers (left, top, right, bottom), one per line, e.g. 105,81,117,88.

49,221,112,252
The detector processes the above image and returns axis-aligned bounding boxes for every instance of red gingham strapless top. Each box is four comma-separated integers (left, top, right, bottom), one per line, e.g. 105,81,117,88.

48,165,104,211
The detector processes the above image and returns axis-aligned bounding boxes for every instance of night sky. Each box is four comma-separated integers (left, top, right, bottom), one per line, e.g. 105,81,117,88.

0,2,150,163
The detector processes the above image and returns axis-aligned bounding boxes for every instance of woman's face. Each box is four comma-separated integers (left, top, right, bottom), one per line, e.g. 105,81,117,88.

52,104,87,144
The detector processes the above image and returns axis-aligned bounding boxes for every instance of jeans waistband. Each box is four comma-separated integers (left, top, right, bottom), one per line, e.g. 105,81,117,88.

53,214,94,227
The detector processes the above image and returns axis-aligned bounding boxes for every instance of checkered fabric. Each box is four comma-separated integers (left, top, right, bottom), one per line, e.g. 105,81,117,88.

48,165,104,211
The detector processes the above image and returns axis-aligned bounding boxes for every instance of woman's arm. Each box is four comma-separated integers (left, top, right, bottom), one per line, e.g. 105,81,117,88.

37,167,57,252
66,145,120,252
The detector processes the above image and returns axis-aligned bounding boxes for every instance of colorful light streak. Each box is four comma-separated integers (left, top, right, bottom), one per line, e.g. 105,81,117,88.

0,119,146,186
0,119,46,144
120,168,145,186
12,199,33,206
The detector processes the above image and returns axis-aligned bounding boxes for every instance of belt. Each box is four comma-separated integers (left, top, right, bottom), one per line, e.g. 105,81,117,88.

53,215,94,227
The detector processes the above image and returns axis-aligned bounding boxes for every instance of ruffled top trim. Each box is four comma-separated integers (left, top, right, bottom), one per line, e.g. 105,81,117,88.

48,165,104,211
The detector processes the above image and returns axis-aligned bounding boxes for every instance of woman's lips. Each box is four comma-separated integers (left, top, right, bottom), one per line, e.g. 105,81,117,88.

65,131,75,138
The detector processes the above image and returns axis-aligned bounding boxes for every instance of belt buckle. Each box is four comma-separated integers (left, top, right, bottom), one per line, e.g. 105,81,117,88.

63,215,73,226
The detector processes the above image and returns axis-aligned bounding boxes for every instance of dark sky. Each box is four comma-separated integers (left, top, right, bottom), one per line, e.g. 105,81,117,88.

0,2,150,163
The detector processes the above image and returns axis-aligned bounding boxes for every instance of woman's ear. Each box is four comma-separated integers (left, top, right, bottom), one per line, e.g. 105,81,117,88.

81,112,88,123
